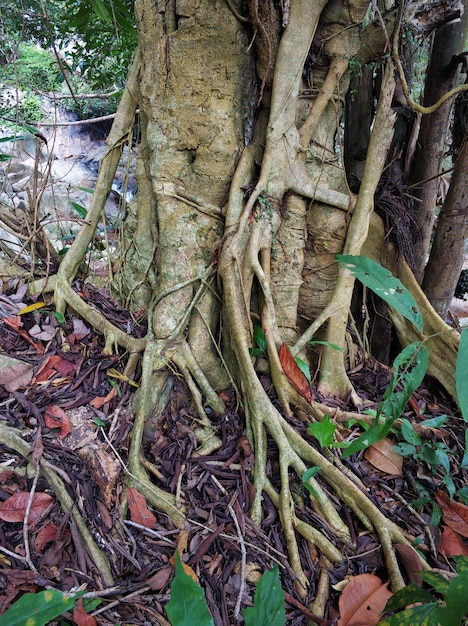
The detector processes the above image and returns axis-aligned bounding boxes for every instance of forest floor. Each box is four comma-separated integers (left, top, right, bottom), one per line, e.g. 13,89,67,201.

0,281,468,625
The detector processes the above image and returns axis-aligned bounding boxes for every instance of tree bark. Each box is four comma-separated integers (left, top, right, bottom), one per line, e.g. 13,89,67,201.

408,15,467,282
422,133,468,318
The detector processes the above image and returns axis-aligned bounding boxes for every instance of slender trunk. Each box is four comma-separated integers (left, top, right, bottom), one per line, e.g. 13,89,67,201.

408,16,467,282
422,133,468,318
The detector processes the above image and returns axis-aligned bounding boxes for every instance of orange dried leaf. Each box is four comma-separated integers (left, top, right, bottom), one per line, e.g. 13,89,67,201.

364,439,403,475
440,525,468,557
44,405,72,439
89,386,117,409
126,487,157,529
436,491,468,538
0,492,54,525
278,342,312,403
72,598,97,626
337,574,392,626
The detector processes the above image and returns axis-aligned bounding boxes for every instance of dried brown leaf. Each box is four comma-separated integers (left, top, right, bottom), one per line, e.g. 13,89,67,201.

436,491,468,538
73,598,97,626
279,342,312,403
146,566,173,590
0,492,54,525
337,573,392,626
364,439,403,475
440,525,468,557
394,543,423,585
127,487,157,529
44,405,72,439
0,361,34,392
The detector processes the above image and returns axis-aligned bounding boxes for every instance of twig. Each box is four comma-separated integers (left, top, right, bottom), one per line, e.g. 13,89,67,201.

229,500,247,620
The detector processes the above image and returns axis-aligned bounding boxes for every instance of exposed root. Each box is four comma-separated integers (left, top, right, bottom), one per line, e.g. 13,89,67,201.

0,423,115,586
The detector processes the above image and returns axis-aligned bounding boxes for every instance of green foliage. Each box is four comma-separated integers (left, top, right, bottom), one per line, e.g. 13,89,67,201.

394,417,456,497
379,557,468,626
166,554,214,626
456,329,468,421
0,589,85,626
166,556,286,626
308,414,336,448
342,342,428,458
1,43,60,91
302,466,322,496
250,325,267,357
336,255,423,332
243,564,286,626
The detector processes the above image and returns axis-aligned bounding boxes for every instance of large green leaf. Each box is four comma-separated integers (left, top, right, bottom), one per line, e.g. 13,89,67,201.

243,565,286,626
166,554,214,626
456,328,468,421
336,255,423,332
0,589,83,626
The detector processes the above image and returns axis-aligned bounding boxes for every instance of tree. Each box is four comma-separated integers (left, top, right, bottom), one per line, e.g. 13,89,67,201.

5,0,468,614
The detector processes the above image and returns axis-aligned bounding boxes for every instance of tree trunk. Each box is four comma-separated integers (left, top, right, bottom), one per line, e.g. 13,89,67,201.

422,133,468,318
408,15,467,282
52,0,465,602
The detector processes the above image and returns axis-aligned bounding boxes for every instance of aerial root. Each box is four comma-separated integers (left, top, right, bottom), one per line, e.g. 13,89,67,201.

0,423,115,586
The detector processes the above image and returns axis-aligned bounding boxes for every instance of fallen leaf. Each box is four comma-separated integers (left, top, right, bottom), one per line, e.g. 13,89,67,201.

3,316,44,354
279,342,312,403
127,487,157,529
73,598,97,626
17,302,47,315
146,566,173,590
394,544,423,585
29,323,56,341
436,491,468,538
34,355,63,382
0,359,34,391
0,492,54,526
440,525,468,557
35,524,60,553
44,405,72,439
89,386,117,409
364,439,403,475
337,573,392,626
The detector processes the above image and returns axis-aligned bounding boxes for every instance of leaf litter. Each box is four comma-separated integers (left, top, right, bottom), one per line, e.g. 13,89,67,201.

0,282,467,625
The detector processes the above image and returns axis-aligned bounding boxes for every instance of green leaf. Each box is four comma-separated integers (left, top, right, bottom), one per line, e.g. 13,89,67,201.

253,325,267,352
456,329,468,421
308,415,336,448
420,571,450,596
295,357,311,383
378,602,439,626
243,565,286,626
309,340,344,352
400,418,421,445
420,414,448,429
442,474,456,500
302,466,322,496
380,343,428,421
53,311,66,324
336,255,423,332
71,201,88,219
433,570,468,625
435,446,451,474
342,343,428,458
454,555,468,573
382,583,436,614
76,186,95,194
457,486,468,505
393,442,416,457
166,553,214,626
461,431,468,470
0,589,83,626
